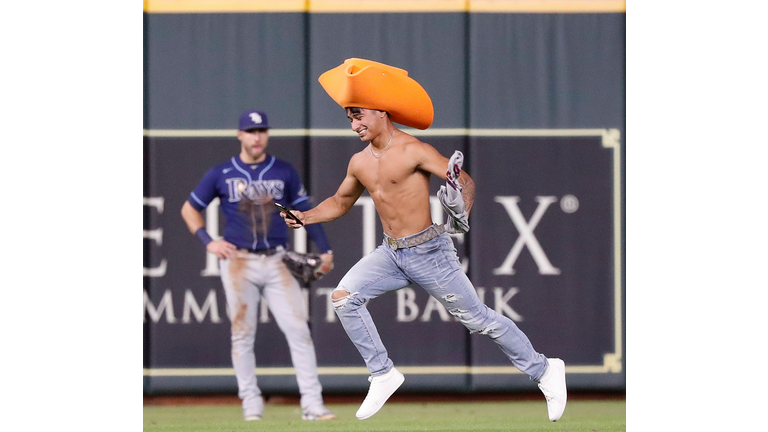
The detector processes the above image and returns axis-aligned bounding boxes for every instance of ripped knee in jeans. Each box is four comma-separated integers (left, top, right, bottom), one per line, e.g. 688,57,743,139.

332,288,350,309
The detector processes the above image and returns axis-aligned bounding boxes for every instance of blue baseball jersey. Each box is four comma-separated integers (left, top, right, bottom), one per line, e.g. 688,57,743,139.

188,154,332,253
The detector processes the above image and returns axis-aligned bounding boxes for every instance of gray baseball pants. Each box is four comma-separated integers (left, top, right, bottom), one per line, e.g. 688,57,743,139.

219,251,324,417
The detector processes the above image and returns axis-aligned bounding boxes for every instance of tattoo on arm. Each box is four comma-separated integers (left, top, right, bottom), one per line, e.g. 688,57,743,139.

459,174,475,216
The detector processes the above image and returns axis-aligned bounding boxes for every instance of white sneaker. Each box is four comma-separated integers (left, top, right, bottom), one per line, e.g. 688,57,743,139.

243,415,261,421
355,367,405,420
302,405,337,421
538,358,567,421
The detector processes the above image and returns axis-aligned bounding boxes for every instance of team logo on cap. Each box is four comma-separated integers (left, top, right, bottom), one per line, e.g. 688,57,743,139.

249,112,263,124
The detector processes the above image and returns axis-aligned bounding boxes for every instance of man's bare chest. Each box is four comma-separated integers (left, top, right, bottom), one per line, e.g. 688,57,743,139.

356,161,416,192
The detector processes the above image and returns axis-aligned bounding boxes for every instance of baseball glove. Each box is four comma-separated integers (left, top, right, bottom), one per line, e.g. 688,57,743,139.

282,251,332,284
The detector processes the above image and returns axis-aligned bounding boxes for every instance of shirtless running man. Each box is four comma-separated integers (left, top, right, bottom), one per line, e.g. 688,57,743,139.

279,58,567,422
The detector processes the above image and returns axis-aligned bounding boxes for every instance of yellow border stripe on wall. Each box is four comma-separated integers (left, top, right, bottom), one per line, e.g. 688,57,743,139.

310,0,467,12
469,0,625,13
143,0,308,13
144,0,626,14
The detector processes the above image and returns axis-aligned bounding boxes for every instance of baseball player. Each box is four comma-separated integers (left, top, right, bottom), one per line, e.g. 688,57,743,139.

180,109,336,421
279,59,567,422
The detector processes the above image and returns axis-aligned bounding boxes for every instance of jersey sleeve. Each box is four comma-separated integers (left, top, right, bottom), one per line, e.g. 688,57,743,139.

285,165,332,253
293,198,332,253
284,165,310,207
188,167,219,211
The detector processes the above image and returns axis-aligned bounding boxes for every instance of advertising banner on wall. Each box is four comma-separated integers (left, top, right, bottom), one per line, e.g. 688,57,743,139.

465,131,623,390
143,129,622,393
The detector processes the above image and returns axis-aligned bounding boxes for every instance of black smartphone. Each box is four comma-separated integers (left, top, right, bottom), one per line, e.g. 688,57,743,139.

274,202,304,226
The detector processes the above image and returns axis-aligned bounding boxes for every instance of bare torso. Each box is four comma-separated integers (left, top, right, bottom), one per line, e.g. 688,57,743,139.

292,112,473,238
350,135,435,238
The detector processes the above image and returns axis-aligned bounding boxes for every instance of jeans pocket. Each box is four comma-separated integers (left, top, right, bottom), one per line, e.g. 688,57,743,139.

439,238,462,269
412,241,441,255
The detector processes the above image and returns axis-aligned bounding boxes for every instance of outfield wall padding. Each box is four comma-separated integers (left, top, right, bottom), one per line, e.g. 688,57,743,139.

144,9,625,394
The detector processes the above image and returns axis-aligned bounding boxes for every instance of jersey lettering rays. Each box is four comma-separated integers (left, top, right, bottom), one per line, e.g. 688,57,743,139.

188,155,328,252
226,178,287,202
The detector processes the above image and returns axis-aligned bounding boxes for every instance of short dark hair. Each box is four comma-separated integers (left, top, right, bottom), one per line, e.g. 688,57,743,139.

346,107,387,117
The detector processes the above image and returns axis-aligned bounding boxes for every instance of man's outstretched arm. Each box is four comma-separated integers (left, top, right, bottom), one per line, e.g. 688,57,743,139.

280,159,366,228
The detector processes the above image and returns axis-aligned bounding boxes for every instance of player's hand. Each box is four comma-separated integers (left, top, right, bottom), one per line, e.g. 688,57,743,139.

317,252,334,276
207,239,238,259
279,209,306,229
320,253,333,273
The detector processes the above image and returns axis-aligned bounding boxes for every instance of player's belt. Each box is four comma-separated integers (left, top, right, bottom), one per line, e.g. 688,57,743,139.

385,224,446,251
244,248,281,256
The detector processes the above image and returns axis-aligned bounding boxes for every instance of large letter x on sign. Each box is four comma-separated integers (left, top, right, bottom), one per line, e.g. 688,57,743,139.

492,196,561,276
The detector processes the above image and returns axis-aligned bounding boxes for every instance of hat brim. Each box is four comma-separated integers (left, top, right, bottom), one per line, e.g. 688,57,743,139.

318,58,434,130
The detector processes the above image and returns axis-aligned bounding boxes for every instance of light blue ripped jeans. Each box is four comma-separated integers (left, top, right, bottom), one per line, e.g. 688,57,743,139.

333,225,549,381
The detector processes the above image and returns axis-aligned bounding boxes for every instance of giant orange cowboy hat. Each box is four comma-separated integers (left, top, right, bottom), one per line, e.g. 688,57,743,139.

318,58,434,130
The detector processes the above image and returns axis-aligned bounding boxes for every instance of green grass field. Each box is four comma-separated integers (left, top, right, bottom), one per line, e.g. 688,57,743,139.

144,400,626,432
